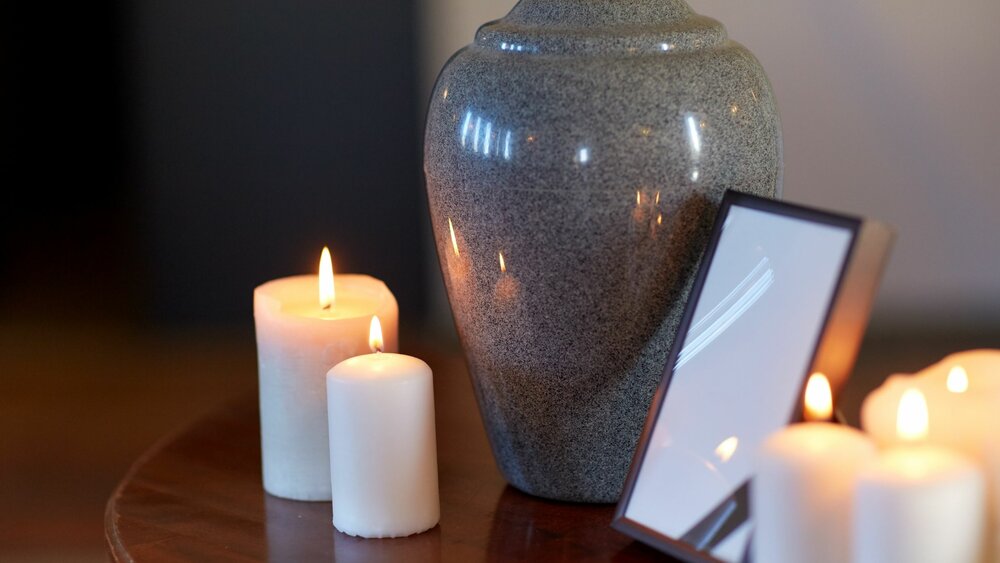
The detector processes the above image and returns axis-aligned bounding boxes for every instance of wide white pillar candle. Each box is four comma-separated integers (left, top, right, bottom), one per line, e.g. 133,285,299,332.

254,248,398,501
326,316,440,538
854,389,986,563
753,373,878,563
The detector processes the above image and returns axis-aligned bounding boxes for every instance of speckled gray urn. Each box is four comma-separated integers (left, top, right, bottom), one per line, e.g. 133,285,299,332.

424,0,782,502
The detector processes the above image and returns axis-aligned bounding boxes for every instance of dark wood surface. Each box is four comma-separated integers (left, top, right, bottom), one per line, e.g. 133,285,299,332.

104,349,669,562
103,326,1000,562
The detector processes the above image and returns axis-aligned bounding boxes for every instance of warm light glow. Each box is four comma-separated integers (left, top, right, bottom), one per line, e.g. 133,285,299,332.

368,316,383,353
319,246,335,309
714,436,739,463
499,251,506,273
448,218,460,257
947,366,969,393
804,372,833,421
655,191,660,205
636,191,641,206
896,388,929,442
656,213,663,226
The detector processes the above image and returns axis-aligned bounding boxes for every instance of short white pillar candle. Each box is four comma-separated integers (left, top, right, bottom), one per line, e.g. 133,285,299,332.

254,247,398,501
854,388,986,563
986,439,1000,562
861,351,1000,561
753,373,878,563
326,316,440,538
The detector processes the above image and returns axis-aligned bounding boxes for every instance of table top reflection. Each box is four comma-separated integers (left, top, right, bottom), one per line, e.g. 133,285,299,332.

104,349,668,562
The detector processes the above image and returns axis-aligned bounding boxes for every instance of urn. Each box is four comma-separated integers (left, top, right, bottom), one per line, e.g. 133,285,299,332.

424,0,782,502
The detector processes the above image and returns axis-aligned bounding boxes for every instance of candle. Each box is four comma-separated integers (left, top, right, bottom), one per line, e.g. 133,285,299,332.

326,316,439,538
862,350,1000,560
988,439,1000,561
853,388,986,563
254,247,398,500
753,373,877,563
861,350,1000,458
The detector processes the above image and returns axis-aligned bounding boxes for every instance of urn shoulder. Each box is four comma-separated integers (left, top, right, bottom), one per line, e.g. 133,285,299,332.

425,0,782,196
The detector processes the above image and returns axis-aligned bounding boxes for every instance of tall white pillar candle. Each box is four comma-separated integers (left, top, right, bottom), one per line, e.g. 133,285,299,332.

753,374,878,563
854,389,986,563
254,248,398,500
327,316,439,538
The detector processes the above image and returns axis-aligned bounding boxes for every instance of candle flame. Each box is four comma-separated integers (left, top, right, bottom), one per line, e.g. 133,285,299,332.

368,316,383,353
499,251,506,273
714,436,738,463
946,365,969,393
896,388,929,442
636,190,641,206
804,372,833,422
448,218,460,257
657,213,663,226
319,246,335,309
655,191,660,205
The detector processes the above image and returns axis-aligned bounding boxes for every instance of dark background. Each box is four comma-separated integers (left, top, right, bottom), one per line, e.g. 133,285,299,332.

1,3,431,560
2,0,427,329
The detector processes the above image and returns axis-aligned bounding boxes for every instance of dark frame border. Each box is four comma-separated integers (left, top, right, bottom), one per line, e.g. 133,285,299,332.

611,190,868,562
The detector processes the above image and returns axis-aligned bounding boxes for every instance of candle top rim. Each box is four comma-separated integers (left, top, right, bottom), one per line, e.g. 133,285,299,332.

255,273,388,291
761,422,876,459
254,274,396,321
327,352,431,381
862,444,983,483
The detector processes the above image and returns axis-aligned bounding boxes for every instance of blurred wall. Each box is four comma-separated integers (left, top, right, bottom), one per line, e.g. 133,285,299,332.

419,0,514,95
419,0,1000,329
694,0,1000,328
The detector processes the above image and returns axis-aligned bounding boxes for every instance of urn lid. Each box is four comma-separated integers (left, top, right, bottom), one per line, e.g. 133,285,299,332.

475,0,728,55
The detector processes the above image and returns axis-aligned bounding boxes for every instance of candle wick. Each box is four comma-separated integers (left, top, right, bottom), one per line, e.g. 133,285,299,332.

322,303,332,311
833,408,848,426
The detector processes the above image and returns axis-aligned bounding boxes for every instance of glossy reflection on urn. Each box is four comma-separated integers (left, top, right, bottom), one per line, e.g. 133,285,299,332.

424,0,782,502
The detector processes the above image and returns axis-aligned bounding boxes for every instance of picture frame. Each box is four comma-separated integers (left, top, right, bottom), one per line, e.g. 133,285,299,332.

612,190,893,562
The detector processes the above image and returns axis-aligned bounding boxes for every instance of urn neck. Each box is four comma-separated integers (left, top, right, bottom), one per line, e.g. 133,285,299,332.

475,0,728,55
505,0,695,26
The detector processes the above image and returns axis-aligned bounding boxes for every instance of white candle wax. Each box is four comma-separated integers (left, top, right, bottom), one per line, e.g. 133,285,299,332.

862,350,1000,560
254,272,398,501
754,422,877,563
854,445,986,563
326,320,439,538
861,350,1000,458
987,440,1000,561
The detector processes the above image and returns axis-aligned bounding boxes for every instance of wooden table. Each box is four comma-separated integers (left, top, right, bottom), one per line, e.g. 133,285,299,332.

104,349,670,562
104,325,945,563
